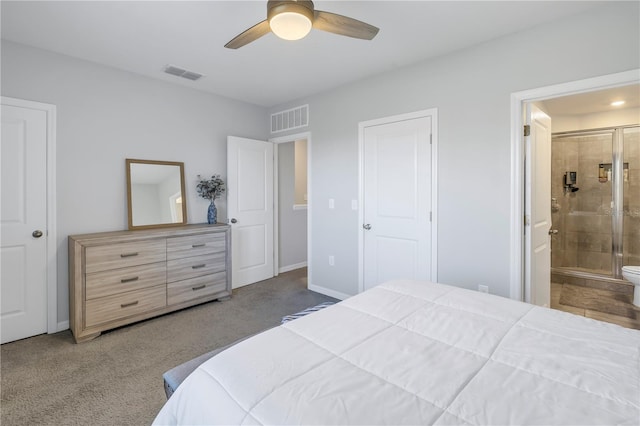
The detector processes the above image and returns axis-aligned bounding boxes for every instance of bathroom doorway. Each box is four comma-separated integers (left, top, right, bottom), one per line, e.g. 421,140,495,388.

542,90,640,327
510,70,640,328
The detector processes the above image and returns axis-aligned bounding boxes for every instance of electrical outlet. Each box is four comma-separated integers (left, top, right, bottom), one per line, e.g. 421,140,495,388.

328,255,335,266
478,285,489,294
329,198,335,209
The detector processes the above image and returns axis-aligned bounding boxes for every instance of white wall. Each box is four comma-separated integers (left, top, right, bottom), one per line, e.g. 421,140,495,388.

1,40,268,324
268,2,640,298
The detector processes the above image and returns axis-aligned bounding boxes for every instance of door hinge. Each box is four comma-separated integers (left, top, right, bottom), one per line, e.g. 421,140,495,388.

430,134,433,145
524,125,531,137
524,215,530,226
429,211,432,222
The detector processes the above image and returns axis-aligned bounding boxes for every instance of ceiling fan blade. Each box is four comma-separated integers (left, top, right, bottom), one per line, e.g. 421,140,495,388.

225,20,271,49
313,10,379,40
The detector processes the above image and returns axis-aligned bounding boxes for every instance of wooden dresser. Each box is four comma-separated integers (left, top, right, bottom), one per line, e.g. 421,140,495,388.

69,224,231,343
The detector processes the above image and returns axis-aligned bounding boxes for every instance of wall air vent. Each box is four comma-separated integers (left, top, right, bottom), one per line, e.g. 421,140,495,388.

271,104,309,133
163,64,204,81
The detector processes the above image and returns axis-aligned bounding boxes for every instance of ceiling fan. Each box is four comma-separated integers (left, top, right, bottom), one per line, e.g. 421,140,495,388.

225,0,379,49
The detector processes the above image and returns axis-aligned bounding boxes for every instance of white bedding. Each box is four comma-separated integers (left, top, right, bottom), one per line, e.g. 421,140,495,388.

153,280,640,425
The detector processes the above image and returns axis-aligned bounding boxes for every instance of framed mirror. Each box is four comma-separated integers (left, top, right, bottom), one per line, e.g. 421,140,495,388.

126,159,187,230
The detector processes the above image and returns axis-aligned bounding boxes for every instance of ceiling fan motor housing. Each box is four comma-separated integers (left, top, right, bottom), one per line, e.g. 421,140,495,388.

267,0,315,24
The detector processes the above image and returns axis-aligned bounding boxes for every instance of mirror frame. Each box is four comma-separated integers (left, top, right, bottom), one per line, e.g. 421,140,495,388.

126,158,187,230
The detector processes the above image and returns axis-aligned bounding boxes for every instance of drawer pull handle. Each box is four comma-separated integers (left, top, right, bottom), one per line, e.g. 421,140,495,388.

120,301,139,308
192,243,206,248
192,264,206,269
192,285,206,291
120,276,139,283
120,252,139,258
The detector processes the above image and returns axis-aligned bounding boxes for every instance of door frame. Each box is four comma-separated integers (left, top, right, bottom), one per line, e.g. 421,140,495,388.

269,131,312,283
1,96,58,334
357,108,439,293
509,69,639,301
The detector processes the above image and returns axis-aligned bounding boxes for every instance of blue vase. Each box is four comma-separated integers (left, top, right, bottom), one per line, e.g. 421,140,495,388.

207,201,217,224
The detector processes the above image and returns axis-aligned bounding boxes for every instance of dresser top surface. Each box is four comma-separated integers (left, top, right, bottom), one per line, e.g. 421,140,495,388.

69,223,229,245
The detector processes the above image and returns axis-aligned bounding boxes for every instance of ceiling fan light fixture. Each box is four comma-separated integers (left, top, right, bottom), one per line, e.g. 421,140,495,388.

270,11,312,40
224,0,379,49
267,1,315,41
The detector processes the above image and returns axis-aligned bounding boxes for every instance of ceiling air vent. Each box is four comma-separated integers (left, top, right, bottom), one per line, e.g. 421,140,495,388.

163,64,204,81
271,104,309,133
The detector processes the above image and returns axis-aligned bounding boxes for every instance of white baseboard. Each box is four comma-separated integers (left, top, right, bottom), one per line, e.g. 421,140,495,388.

279,262,308,273
56,320,69,332
308,284,351,301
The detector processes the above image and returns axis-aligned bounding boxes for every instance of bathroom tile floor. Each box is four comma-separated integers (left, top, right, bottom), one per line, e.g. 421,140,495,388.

551,282,640,330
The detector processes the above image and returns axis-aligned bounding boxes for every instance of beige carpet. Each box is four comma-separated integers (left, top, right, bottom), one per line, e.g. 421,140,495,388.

1,268,336,426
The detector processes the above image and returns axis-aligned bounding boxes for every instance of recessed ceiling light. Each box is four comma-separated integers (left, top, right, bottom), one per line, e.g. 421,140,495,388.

611,100,626,107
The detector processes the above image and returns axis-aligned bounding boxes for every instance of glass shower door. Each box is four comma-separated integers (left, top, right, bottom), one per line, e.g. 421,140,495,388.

551,130,615,276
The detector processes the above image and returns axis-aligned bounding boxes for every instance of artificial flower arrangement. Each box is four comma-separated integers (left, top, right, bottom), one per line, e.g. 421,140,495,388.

196,174,226,201
196,174,225,224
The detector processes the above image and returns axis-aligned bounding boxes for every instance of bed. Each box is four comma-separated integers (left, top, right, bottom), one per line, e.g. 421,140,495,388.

153,279,640,425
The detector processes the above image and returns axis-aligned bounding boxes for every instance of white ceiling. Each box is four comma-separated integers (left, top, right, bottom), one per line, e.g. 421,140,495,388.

1,1,612,107
542,84,640,116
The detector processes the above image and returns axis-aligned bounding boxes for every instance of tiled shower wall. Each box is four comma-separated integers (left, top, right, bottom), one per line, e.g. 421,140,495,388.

551,128,640,275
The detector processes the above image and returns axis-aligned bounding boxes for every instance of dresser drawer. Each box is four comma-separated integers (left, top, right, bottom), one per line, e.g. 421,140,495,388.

85,285,166,328
167,272,228,305
85,263,166,300
167,233,226,260
85,240,166,273
167,252,226,283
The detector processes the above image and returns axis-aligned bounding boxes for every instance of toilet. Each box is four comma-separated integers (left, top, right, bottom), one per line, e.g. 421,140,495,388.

622,266,640,307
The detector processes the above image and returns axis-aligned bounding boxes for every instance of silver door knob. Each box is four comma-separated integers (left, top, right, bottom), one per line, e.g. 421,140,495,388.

548,229,558,235
230,218,238,224
32,230,43,238
363,224,372,230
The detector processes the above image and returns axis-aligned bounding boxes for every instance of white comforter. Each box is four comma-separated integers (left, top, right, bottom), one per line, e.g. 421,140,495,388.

153,280,640,425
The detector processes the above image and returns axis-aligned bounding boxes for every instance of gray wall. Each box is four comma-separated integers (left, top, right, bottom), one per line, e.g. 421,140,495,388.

2,2,639,325
278,142,308,269
1,40,268,324
269,2,640,298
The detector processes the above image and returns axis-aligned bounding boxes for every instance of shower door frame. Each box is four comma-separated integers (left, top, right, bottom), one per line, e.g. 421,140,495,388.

551,125,637,279
509,69,640,302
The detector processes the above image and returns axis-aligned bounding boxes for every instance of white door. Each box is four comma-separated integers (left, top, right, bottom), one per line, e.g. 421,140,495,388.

1,102,49,343
525,104,552,307
227,136,274,288
362,115,432,291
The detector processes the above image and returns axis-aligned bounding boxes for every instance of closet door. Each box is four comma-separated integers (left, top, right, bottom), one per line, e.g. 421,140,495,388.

1,100,49,343
361,114,433,291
